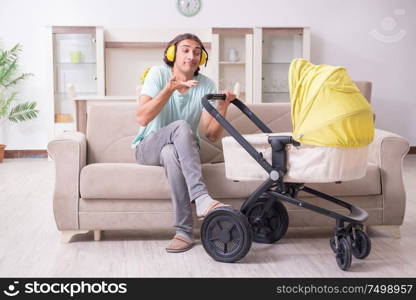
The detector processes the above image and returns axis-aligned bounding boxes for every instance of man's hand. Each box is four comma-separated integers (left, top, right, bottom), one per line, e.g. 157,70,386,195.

168,76,198,92
201,90,236,143
217,90,236,110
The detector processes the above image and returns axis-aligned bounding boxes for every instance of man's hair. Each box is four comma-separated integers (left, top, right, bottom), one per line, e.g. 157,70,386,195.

163,33,207,76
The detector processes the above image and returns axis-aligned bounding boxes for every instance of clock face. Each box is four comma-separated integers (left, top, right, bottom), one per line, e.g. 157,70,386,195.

177,0,201,17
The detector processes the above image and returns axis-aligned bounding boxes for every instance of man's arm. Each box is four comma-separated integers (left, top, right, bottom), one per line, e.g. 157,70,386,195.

136,77,198,126
201,91,235,143
136,85,174,126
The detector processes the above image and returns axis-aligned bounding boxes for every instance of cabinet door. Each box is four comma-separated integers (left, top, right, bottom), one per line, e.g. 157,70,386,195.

51,26,104,134
254,27,310,103
212,28,253,103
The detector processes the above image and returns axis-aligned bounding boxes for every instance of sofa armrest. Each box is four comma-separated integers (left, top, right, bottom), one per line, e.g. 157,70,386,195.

47,132,87,230
368,129,410,225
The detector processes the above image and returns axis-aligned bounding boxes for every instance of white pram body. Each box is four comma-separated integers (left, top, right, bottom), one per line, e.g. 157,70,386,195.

222,132,369,183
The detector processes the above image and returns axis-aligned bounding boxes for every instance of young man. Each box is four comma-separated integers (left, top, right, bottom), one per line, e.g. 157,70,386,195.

132,33,235,253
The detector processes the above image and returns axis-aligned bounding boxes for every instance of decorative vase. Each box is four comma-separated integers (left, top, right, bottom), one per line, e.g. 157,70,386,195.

233,82,241,98
228,48,238,62
70,51,82,63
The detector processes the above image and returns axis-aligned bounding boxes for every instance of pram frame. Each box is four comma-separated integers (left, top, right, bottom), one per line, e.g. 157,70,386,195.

202,94,369,226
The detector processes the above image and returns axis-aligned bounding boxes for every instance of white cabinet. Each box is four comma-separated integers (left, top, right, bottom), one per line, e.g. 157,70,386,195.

48,26,104,136
212,27,310,104
253,27,310,103
211,28,253,103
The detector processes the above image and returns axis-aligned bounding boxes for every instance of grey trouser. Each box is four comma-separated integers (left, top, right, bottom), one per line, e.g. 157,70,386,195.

135,120,208,234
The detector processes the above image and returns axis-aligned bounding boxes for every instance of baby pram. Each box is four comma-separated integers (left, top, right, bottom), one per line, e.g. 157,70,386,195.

200,58,375,271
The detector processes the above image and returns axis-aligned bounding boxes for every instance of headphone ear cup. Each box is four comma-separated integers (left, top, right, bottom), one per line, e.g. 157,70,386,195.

199,49,208,66
166,45,175,62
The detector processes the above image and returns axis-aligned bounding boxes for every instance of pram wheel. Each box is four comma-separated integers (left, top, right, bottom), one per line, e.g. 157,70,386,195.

329,236,337,253
335,236,352,271
349,228,371,259
201,207,252,263
245,197,289,244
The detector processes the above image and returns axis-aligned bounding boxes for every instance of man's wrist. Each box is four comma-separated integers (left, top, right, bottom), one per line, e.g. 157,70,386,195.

216,105,228,116
165,84,175,94
217,102,229,111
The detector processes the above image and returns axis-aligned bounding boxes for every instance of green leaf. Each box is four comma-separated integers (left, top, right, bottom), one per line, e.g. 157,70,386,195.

7,44,21,62
0,43,38,126
0,92,17,117
4,73,32,88
0,44,23,87
0,59,17,86
0,50,7,66
8,102,39,123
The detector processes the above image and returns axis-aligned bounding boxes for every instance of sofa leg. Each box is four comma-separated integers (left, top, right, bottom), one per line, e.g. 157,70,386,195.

94,230,102,241
61,230,89,243
368,225,401,239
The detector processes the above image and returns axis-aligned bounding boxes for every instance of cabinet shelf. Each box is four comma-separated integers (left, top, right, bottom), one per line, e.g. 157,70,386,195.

55,62,97,65
54,121,73,124
219,61,245,65
262,91,289,94
55,91,97,95
262,62,291,64
224,91,246,95
254,27,310,103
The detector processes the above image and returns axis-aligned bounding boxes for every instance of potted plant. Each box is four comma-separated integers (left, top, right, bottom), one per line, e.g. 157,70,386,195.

0,43,39,162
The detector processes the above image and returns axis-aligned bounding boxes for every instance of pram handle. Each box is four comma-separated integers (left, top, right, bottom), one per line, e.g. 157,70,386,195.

203,94,273,133
202,93,275,174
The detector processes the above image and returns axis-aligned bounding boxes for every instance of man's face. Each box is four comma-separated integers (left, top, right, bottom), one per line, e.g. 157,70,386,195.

174,39,202,74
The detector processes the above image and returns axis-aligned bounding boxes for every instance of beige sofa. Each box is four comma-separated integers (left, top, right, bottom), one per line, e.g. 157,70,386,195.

47,82,410,243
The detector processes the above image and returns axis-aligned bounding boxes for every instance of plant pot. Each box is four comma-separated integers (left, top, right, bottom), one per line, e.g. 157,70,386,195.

0,144,6,163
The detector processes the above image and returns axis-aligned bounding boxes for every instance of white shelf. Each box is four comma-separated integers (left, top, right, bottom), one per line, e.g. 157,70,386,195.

55,92,97,96
219,61,245,65
252,27,310,103
55,62,97,65
49,26,105,141
212,28,253,103
262,62,291,64
219,91,246,95
262,91,289,94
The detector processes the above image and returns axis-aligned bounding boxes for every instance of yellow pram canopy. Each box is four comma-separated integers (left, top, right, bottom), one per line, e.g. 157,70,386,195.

289,58,374,148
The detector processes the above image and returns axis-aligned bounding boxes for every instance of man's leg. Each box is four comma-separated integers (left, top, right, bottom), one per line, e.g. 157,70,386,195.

159,144,193,240
137,120,207,200
136,120,227,232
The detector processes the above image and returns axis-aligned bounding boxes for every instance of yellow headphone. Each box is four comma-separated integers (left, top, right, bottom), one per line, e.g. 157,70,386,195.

166,44,208,66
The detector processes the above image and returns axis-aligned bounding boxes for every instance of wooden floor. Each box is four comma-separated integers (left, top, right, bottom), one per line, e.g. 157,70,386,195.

0,155,415,277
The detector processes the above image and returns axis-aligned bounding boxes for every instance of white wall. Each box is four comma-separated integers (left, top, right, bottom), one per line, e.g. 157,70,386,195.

0,0,415,149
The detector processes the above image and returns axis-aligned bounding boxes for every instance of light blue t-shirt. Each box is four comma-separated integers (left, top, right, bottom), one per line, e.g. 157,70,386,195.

131,65,217,148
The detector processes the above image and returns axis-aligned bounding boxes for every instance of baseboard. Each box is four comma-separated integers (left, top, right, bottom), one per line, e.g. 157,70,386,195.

409,146,416,154
5,149,48,159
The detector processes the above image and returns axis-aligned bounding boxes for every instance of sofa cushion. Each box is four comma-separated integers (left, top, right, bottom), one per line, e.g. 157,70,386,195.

86,104,138,165
80,162,380,199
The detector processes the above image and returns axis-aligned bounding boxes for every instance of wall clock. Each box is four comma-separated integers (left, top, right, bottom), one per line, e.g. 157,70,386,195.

177,0,202,17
